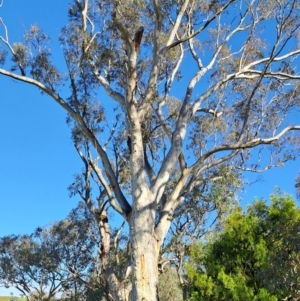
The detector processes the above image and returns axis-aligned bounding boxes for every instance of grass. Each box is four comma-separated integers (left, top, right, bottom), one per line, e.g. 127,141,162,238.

0,297,12,301
0,297,11,301
0,297,26,301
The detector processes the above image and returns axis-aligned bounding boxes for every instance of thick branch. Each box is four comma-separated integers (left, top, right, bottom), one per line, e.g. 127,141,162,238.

155,167,189,244
193,126,300,168
152,0,162,31
144,147,156,187
0,69,132,216
112,9,132,53
166,0,190,47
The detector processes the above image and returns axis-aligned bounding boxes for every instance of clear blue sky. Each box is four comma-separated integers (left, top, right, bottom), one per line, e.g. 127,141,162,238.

0,0,78,235
0,0,299,296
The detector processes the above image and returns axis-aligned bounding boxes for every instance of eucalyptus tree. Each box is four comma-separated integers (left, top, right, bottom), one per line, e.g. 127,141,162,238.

0,231,68,301
1,0,300,300
0,204,105,301
49,203,107,301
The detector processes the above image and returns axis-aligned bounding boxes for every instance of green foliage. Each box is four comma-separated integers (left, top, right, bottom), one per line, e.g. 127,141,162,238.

186,191,300,301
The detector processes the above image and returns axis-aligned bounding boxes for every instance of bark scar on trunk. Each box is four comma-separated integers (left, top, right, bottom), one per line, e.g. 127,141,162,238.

140,254,147,285
155,237,160,262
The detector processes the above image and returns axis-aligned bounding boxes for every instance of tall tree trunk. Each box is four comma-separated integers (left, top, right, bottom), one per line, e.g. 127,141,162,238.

130,202,159,301
128,101,159,300
98,212,131,301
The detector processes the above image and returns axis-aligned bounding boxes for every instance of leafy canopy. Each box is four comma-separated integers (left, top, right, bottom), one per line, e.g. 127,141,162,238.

186,191,300,301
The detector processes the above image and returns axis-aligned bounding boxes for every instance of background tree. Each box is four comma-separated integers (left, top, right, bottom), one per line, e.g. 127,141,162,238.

186,191,300,301
296,172,300,198
0,204,105,301
49,203,107,301
157,266,184,301
0,0,300,300
0,231,67,301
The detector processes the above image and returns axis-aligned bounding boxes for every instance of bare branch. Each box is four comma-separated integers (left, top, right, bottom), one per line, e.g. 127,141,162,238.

88,155,127,219
199,126,300,164
114,221,125,265
0,18,25,75
89,60,126,107
165,0,235,51
244,49,300,70
164,33,184,97
239,70,300,80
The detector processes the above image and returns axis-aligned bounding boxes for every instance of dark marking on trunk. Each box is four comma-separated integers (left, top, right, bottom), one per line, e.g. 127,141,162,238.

133,26,144,53
127,135,132,154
